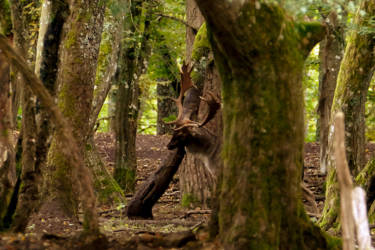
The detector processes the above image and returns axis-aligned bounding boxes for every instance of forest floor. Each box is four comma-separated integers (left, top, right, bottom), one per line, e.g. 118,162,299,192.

1,133,374,249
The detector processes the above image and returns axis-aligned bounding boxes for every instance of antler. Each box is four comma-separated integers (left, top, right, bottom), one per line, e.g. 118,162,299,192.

166,61,220,131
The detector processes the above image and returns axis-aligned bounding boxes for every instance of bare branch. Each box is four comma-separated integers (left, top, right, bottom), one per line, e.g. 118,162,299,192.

155,13,196,31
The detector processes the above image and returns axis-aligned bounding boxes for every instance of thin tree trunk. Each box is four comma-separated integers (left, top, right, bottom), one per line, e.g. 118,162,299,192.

114,1,152,193
8,0,41,232
0,51,16,230
89,7,124,136
179,0,214,208
318,11,346,173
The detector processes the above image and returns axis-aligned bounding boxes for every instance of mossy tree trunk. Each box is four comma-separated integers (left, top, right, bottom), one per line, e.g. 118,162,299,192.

318,11,346,173
0,0,12,36
0,0,15,229
114,1,153,193
155,33,179,135
320,0,375,232
194,1,336,249
46,0,105,223
85,2,126,206
8,0,42,232
0,50,16,230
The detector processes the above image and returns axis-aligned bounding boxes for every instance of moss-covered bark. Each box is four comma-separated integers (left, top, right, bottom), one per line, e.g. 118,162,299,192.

320,0,375,231
0,52,16,230
114,1,152,193
7,0,42,233
85,138,125,206
0,0,12,36
318,11,346,173
179,22,221,208
46,0,105,230
194,1,337,249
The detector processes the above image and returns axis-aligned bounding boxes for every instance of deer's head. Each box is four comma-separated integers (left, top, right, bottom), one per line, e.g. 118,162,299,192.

165,62,221,175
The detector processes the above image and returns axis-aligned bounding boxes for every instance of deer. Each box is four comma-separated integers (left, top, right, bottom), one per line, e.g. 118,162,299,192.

166,62,222,179
126,62,221,219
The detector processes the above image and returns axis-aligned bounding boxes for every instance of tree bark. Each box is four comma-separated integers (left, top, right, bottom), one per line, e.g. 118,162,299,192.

157,82,177,135
0,51,16,230
318,11,346,173
89,6,124,137
114,1,152,193
45,0,105,232
0,0,12,36
194,1,333,248
320,0,375,232
0,33,101,233
179,0,216,208
8,0,41,232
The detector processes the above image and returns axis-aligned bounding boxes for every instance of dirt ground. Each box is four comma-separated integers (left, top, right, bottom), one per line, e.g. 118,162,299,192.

0,133,373,249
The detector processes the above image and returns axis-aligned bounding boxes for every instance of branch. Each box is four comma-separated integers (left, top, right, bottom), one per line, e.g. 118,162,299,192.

297,21,326,58
155,13,197,31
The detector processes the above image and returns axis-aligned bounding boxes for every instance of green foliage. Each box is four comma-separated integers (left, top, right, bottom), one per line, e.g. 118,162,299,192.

162,114,177,123
138,75,157,134
181,193,198,208
366,78,375,141
303,45,320,142
147,0,185,82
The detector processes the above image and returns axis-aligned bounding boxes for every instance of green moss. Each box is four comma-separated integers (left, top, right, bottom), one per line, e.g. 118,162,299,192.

114,167,136,193
65,29,76,49
181,193,198,208
192,23,211,61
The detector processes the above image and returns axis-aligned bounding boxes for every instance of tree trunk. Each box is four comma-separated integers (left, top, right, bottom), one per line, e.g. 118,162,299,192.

114,1,152,193
84,5,126,206
0,0,11,36
179,58,221,208
179,0,214,208
157,82,177,135
318,11,346,173
85,138,125,206
320,0,375,232
8,0,41,232
0,32,102,234
46,0,105,227
0,51,16,230
89,6,124,136
195,1,335,249
185,0,204,62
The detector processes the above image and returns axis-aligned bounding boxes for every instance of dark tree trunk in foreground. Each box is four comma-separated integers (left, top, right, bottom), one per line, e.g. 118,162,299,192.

320,0,375,232
318,11,346,173
194,1,337,249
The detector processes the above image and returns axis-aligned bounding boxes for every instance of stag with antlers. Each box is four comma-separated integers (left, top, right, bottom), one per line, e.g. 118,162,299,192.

126,62,221,219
